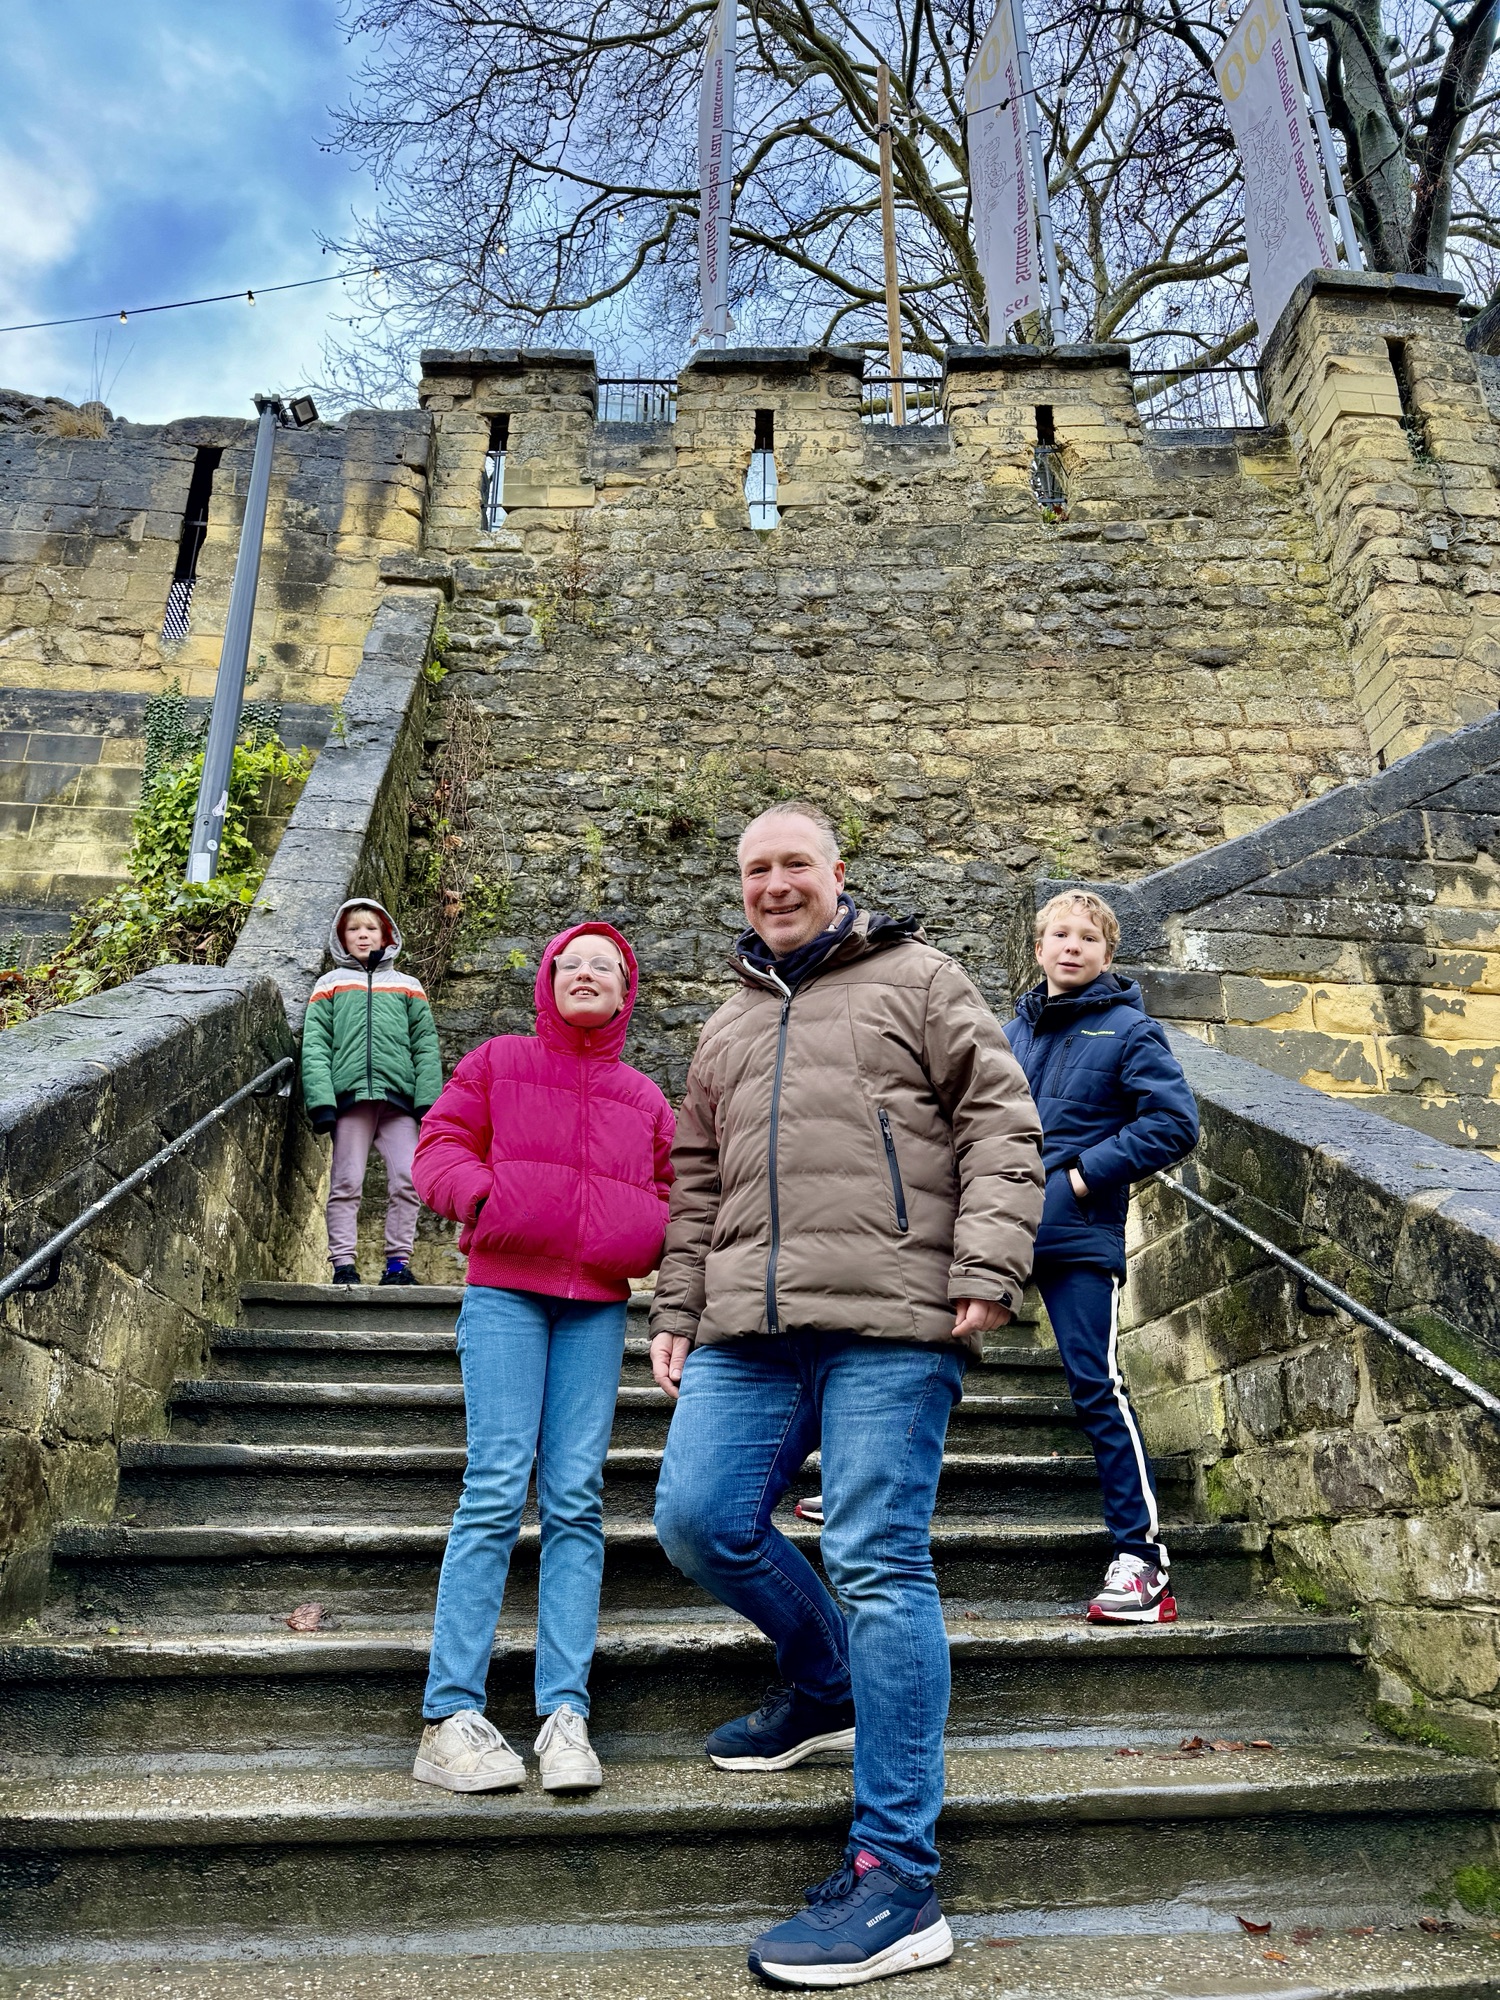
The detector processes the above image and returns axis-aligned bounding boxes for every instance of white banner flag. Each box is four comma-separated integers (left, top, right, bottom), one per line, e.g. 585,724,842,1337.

965,0,1039,341
1215,0,1335,339
698,0,736,342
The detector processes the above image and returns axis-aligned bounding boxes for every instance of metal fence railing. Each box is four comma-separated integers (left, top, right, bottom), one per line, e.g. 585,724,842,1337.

596,377,679,425
860,374,946,427
1133,364,1267,432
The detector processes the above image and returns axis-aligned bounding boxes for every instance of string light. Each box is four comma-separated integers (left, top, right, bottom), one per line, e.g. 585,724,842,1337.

0,255,434,338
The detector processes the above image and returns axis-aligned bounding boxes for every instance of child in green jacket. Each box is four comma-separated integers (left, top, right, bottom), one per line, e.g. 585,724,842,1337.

302,898,443,1286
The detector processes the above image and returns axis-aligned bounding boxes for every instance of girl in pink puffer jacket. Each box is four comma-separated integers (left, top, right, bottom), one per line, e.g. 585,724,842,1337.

411,923,673,1796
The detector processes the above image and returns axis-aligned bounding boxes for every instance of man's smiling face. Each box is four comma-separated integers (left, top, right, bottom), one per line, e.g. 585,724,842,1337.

739,813,845,957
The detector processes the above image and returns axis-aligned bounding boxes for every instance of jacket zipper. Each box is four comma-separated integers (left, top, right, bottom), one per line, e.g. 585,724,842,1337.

364,966,375,1097
878,1110,909,1232
763,972,793,1336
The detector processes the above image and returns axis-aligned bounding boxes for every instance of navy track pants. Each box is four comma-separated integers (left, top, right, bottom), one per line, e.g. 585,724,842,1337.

1034,1262,1166,1570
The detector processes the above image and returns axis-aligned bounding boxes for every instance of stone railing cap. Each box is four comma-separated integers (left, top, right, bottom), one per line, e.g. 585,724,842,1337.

681,345,865,378
418,348,598,374
1261,267,1466,373
944,343,1132,372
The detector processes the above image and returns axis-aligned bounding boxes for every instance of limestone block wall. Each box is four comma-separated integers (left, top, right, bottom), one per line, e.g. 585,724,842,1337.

409,345,1371,1090
0,688,327,937
0,407,432,707
1124,1029,1500,1757
1054,712,1500,1152
0,967,325,1622
1262,272,1500,767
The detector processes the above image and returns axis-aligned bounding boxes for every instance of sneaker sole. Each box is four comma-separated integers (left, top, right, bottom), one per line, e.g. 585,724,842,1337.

411,1756,525,1792
709,1726,856,1772
1086,1594,1178,1625
751,1915,954,1987
540,1763,603,1792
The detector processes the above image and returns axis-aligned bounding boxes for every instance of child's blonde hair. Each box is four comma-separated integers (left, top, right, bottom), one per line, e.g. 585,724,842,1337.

1034,890,1120,955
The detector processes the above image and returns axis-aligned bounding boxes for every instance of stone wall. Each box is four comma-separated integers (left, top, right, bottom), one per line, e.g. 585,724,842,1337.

1124,1028,1500,1757
0,407,431,706
0,688,327,947
0,967,325,1622
410,341,1372,1092
1044,711,1500,1152
1261,272,1500,767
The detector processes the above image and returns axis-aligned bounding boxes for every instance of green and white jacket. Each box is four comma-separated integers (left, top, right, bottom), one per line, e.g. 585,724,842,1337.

301,899,443,1131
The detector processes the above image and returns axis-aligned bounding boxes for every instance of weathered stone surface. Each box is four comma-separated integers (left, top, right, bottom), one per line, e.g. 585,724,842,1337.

0,969,325,1622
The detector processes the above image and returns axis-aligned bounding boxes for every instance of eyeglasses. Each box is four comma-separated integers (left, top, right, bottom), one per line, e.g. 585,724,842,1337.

557,955,623,977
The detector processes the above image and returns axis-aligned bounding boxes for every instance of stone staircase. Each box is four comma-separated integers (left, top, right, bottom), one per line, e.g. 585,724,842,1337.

2,1281,1498,1979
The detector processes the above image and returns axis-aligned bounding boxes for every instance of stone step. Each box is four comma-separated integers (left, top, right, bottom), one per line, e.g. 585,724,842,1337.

203,1328,1071,1398
0,1611,1366,1757
46,1519,1267,1623
239,1283,466,1334
8,1927,1497,1997
1,1743,1491,1956
111,1441,1193,1526
164,1378,1081,1451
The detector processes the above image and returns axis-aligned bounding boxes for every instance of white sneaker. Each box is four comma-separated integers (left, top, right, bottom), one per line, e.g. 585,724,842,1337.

413,1709,525,1791
535,1704,603,1792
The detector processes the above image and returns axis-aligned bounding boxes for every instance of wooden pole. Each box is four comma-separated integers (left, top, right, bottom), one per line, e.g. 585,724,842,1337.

877,62,906,427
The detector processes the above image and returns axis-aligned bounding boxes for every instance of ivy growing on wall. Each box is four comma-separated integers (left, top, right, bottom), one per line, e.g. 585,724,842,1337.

0,682,311,1028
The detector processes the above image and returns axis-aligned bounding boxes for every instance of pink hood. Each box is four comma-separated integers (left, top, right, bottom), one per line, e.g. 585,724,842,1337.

533,922,639,1062
413,922,674,1301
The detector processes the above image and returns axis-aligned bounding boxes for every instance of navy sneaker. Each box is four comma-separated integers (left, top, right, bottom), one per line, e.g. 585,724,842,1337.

330,1264,361,1288
748,1851,953,1987
379,1258,418,1287
706,1682,855,1772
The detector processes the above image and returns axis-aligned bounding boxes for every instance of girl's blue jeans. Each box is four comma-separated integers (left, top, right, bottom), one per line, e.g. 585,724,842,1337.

422,1285,626,1721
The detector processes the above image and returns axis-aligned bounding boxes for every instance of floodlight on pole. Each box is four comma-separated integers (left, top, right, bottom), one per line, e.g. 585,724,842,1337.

185,392,318,885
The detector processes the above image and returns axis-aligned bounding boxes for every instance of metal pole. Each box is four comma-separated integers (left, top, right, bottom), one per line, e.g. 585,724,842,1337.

186,397,280,882
877,64,907,426
1010,0,1063,329
1282,0,1364,268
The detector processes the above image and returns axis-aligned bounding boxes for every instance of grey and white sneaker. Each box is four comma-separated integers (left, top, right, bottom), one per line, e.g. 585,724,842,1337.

1086,1553,1177,1624
535,1703,603,1792
794,1493,824,1525
413,1708,525,1791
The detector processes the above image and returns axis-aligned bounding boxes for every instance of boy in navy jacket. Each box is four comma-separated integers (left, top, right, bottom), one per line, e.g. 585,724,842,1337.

1003,891,1198,1623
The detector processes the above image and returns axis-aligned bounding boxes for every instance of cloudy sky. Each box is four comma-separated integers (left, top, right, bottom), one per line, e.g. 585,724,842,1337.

0,3,382,424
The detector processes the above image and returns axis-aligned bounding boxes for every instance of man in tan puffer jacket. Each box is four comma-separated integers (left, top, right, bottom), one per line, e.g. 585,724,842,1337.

652,802,1043,1989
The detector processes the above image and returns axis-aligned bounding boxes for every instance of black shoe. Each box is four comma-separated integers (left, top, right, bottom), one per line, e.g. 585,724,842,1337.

706,1682,855,1771
379,1260,418,1287
331,1264,361,1287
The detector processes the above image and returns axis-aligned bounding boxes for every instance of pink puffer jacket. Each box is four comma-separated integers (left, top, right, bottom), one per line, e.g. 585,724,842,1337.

413,923,675,1300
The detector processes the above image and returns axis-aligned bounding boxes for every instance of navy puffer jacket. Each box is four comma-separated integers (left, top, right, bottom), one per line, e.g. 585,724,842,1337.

1002,973,1198,1272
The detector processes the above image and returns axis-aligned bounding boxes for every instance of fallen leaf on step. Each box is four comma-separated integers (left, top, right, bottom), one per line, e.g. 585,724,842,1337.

1180,1735,1208,1752
1291,1927,1324,1944
1263,1951,1288,1963
983,1939,1022,1948
1250,1739,1276,1750
1347,1927,1376,1937
284,1601,333,1633
1236,1917,1273,1935
1418,1919,1459,1934
1114,1746,1143,1757
1212,1740,1245,1752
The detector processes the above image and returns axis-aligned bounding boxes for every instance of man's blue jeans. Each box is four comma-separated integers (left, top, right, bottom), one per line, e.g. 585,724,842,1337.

423,1286,626,1721
654,1332,964,1883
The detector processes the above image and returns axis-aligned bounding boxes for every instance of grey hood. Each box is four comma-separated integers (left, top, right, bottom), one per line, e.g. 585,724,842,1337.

328,897,403,971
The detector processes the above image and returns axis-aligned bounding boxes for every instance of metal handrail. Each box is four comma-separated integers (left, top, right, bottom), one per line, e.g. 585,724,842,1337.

1154,1170,1500,1421
0,1055,293,1305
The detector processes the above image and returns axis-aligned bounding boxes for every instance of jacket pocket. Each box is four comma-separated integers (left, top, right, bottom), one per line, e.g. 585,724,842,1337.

878,1110,909,1234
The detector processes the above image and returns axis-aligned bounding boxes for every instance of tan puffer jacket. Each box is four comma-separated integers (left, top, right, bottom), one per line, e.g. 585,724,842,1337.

651,913,1045,1358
